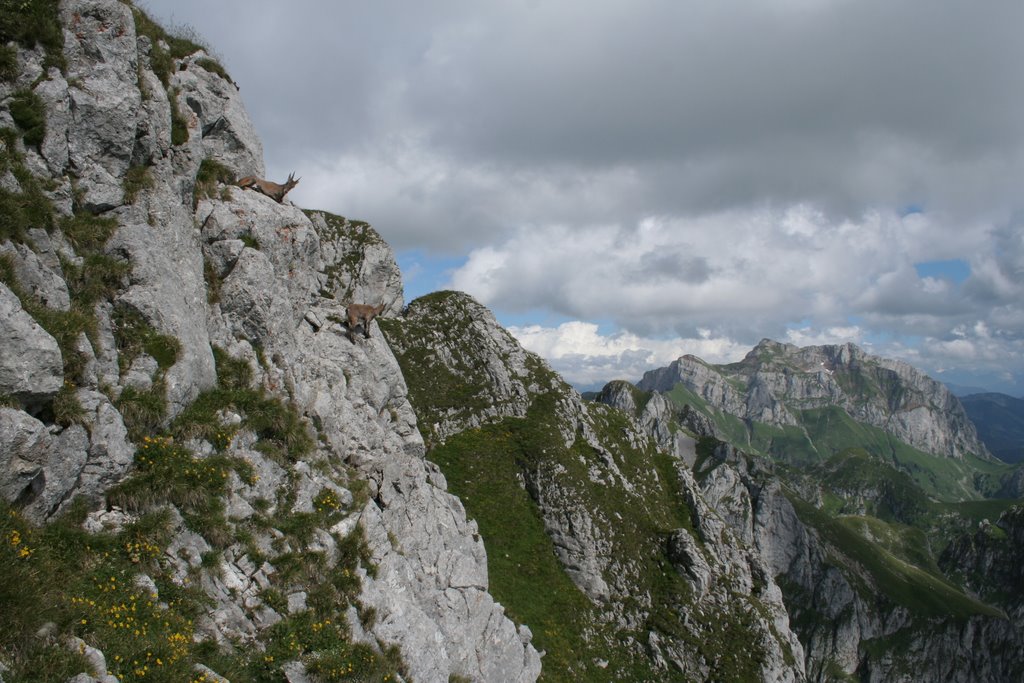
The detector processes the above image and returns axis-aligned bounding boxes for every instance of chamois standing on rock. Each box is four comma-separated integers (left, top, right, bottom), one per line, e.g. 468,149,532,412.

236,172,300,203
346,302,386,343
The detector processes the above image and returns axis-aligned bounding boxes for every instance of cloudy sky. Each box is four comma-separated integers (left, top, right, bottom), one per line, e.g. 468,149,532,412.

143,0,1024,394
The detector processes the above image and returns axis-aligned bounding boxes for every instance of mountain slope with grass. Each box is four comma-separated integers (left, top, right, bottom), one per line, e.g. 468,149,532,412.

0,2,539,681
613,349,1024,681
380,291,806,682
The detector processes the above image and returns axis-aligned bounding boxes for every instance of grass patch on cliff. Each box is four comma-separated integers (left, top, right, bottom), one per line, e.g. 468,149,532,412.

109,307,181,439
107,435,232,516
59,210,119,252
212,345,253,389
116,382,169,440
0,0,64,72
428,420,609,681
9,89,46,149
0,44,17,82
112,306,181,373
131,6,230,88
122,164,154,204
193,57,234,86
172,387,312,463
193,157,235,206
167,87,189,146
63,252,130,310
0,500,210,683
199,608,403,683
0,127,58,244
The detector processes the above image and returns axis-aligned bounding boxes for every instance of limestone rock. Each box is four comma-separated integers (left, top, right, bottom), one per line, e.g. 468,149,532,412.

0,408,89,523
0,283,63,409
71,389,134,506
174,52,263,178
308,211,404,314
60,0,142,211
216,246,296,346
0,240,70,311
107,217,217,417
278,300,541,682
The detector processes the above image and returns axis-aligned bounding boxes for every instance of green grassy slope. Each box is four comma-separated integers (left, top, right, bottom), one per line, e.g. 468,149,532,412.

383,296,781,682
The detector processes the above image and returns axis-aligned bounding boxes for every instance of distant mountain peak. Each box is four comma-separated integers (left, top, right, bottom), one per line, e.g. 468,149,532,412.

642,338,989,461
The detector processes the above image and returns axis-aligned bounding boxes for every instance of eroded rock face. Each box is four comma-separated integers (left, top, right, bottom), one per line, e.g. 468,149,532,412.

0,1,539,679
307,211,404,315
0,408,88,523
175,52,263,177
0,283,63,409
0,239,71,311
60,0,142,212
274,302,542,681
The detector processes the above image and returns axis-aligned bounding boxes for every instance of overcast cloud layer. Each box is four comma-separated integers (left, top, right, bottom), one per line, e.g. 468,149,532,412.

144,0,1024,393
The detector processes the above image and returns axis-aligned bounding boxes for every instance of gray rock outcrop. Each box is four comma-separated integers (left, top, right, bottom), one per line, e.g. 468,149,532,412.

0,2,539,680
0,283,63,410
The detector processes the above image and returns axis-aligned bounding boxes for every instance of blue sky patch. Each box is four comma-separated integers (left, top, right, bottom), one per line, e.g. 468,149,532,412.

914,258,971,284
396,250,467,302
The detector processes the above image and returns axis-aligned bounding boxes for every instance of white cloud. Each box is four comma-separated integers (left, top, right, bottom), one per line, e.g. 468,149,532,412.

783,326,865,348
508,321,749,387
141,0,1024,392
449,207,982,340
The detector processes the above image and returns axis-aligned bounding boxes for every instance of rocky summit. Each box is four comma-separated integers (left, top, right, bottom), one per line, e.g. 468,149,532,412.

637,338,988,462
1,2,1023,683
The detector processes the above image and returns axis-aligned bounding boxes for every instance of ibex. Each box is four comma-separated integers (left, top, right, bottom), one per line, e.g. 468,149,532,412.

346,302,386,343
236,172,300,203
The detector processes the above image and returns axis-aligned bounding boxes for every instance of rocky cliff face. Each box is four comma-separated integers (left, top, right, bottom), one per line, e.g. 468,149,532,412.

0,2,537,680
612,364,1024,682
382,291,805,682
638,339,988,461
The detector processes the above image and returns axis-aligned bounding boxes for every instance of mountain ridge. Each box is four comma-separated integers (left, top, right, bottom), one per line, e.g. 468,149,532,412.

381,290,806,681
638,338,991,464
